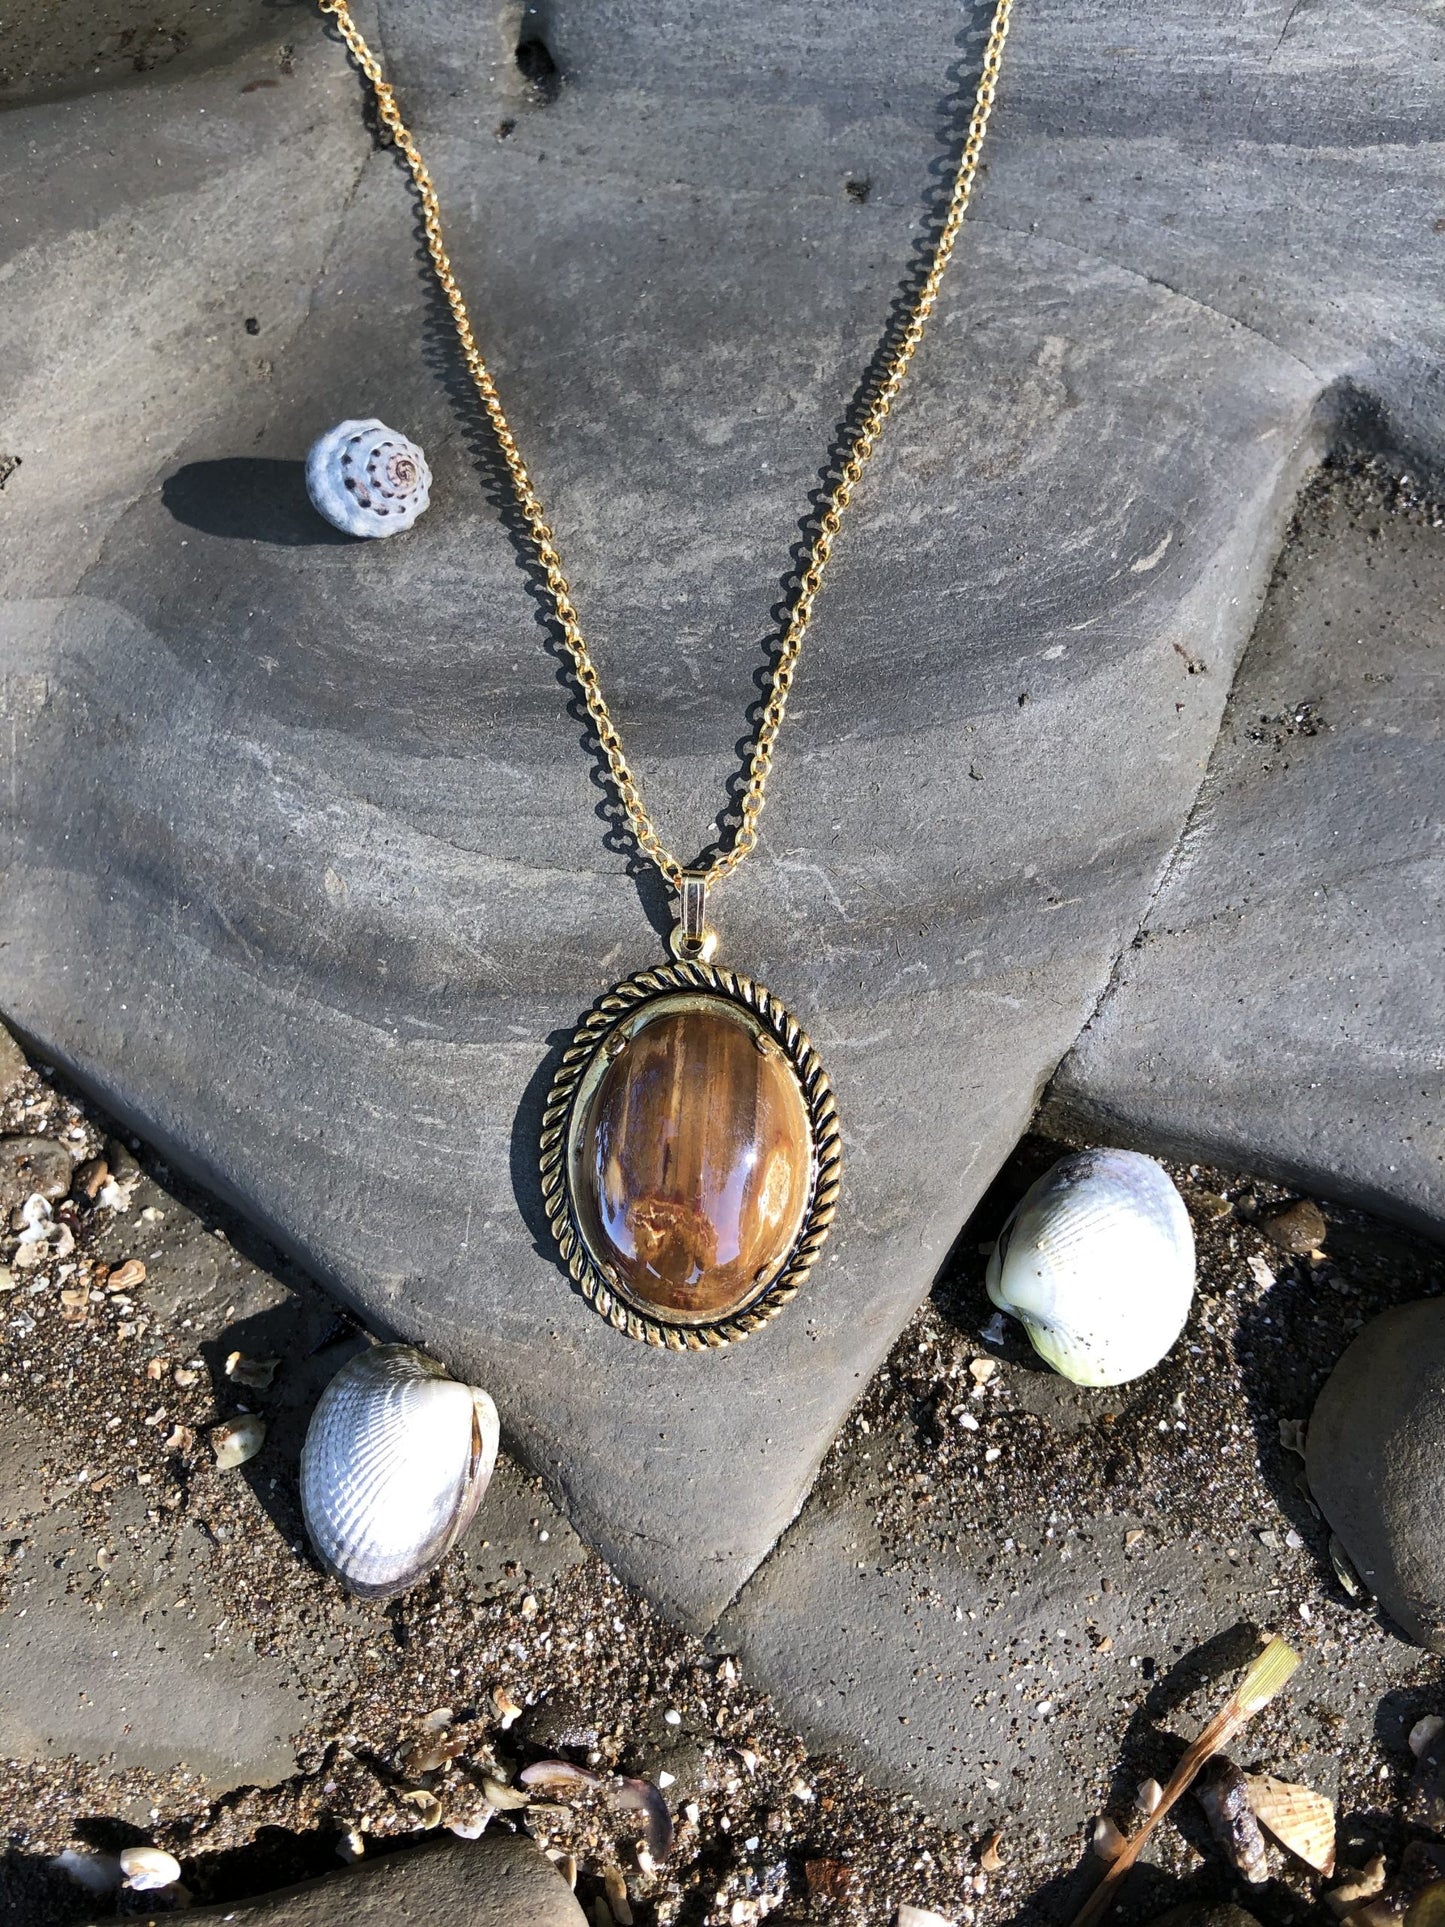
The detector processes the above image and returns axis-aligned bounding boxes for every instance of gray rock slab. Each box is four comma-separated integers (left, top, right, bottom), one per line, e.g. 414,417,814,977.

715,1159,1443,1837
0,1492,306,1794
1045,462,1445,1237
1,2,1442,1627
82,1837,587,1927
716,1434,1360,1841
1306,1299,1445,1654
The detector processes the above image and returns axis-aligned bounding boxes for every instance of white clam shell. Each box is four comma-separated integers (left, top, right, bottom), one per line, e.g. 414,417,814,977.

305,418,431,537
119,1846,182,1892
985,1149,1194,1386
300,1344,498,1599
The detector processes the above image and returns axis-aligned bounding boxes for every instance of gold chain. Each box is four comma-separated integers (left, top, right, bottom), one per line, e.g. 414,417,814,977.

317,0,1014,894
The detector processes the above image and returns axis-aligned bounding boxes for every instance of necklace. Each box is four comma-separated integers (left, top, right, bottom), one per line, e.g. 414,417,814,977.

317,0,1015,1349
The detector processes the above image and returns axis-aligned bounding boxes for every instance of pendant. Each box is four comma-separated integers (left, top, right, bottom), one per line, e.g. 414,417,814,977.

540,874,841,1349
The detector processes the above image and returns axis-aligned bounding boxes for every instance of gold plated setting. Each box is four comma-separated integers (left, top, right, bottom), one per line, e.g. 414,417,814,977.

540,963,841,1349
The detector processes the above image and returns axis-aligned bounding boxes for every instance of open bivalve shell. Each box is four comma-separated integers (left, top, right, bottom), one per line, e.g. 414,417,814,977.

1244,1773,1336,1877
986,1148,1195,1387
300,1344,499,1600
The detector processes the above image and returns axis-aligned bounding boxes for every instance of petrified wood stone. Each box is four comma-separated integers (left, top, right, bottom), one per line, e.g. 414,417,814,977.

570,994,814,1322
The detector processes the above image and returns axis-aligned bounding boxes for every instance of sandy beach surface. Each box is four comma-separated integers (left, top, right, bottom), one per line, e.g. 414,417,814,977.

1,1034,1441,1926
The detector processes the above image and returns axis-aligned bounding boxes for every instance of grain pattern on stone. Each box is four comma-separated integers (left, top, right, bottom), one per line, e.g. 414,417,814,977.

572,996,813,1320
1,0,1442,1626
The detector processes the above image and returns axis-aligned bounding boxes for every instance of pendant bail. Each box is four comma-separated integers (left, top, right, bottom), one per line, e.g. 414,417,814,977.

669,869,718,962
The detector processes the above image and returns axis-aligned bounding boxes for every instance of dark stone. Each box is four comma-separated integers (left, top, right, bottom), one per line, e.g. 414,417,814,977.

81,1836,586,1927
1261,1200,1327,1256
1150,1907,1264,1927
1306,1300,1445,1653
572,995,814,1322
1046,462,1445,1243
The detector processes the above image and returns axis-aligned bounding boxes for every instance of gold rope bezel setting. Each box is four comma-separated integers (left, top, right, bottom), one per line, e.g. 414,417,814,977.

539,961,841,1349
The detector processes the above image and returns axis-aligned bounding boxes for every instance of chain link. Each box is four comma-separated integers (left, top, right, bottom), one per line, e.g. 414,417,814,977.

317,0,1014,892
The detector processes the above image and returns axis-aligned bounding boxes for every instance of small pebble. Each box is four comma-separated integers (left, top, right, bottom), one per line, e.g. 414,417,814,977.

1262,1198,1327,1254
0,1135,72,1211
210,1414,265,1469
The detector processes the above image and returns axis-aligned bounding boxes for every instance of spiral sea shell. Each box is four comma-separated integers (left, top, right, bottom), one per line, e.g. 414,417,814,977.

985,1148,1195,1387
304,418,431,537
300,1344,499,1599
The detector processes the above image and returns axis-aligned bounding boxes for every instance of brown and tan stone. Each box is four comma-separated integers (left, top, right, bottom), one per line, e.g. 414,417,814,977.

569,994,814,1322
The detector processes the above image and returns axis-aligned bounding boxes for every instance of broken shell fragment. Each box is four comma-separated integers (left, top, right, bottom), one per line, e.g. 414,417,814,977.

119,1846,182,1892
614,1775,675,1863
1092,1817,1127,1863
1244,1773,1335,1876
75,1156,109,1199
480,1776,531,1813
13,1193,75,1267
1197,1760,1268,1883
1328,1857,1389,1918
446,1809,493,1840
985,1149,1195,1386
402,1707,465,1776
604,1863,634,1926
518,1760,601,1800
491,1684,523,1729
226,1349,279,1390
400,1788,443,1829
210,1414,265,1469
305,419,431,538
299,1344,499,1600
549,1851,577,1890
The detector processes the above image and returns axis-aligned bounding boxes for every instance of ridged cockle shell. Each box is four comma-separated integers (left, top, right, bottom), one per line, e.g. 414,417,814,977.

304,418,431,537
300,1344,498,1599
985,1148,1195,1386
